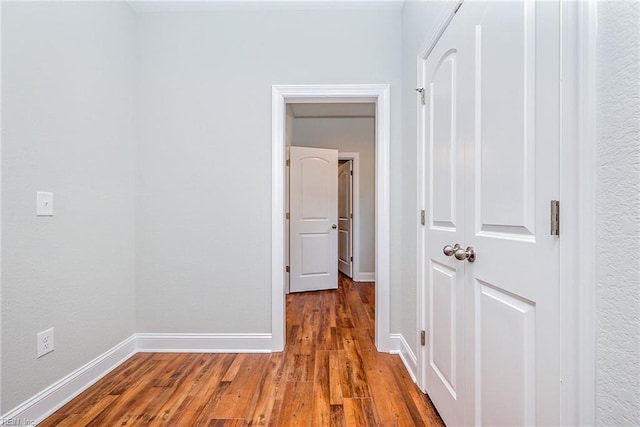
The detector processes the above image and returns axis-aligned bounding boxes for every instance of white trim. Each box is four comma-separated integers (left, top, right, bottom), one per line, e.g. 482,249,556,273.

358,272,376,282
0,1,3,414
390,334,418,383
272,84,391,352
418,0,463,59
416,48,428,393
0,335,136,425
338,152,361,282
559,1,598,425
272,85,287,352
136,333,272,353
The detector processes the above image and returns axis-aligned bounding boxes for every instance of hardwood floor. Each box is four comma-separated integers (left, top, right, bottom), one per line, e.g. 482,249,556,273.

40,274,444,426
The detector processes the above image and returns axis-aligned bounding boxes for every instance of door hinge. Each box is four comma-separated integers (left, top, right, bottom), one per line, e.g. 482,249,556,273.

420,330,426,346
286,159,290,167
350,170,353,176
350,256,353,262
420,209,426,225
550,200,560,236
350,213,353,219
415,87,426,105
286,265,290,273
286,212,290,220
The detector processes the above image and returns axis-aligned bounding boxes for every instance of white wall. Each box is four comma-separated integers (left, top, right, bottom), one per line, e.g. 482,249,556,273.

135,7,403,333
1,1,137,411
292,117,375,275
595,1,640,424
5,1,637,421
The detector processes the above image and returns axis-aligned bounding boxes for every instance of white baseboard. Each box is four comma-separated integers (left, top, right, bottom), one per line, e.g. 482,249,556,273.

136,333,273,353
1,334,137,425
357,272,376,282
389,333,417,383
1,332,273,425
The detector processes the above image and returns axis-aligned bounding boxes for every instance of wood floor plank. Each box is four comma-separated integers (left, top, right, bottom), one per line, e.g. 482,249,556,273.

57,394,118,426
343,398,378,426
166,353,237,425
311,350,331,425
330,404,346,427
40,274,444,427
207,419,246,427
328,350,344,405
247,353,286,425
341,327,371,398
279,381,313,426
207,354,270,419
150,356,211,421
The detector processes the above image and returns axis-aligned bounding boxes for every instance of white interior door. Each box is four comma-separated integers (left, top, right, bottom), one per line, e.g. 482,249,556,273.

338,160,353,277
290,146,339,293
421,7,467,426
420,1,561,426
463,2,560,425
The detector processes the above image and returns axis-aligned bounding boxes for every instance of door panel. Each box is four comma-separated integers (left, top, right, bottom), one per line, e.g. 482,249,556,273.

300,234,331,275
301,158,330,219
290,146,339,292
475,1,536,236
431,53,458,230
478,281,535,426
338,161,353,277
430,261,458,397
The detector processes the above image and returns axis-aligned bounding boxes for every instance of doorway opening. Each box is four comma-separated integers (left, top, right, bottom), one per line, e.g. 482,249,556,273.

286,103,372,293
271,84,391,352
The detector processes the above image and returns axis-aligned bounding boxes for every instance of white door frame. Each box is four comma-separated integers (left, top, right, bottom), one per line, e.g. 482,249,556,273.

414,1,597,424
272,84,391,352
338,153,360,281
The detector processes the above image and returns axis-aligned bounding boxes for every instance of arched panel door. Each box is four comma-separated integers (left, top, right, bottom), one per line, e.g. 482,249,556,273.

290,146,339,293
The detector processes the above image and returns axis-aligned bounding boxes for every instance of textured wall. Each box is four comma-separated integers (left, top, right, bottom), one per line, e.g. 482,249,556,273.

135,7,403,333
292,117,376,274
596,1,640,424
1,1,137,411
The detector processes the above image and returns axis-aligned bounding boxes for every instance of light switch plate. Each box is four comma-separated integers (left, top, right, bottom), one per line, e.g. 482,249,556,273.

37,192,54,216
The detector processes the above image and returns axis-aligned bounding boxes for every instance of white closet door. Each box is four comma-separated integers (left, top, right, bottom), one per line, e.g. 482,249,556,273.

421,5,468,426
420,1,561,426
463,2,560,425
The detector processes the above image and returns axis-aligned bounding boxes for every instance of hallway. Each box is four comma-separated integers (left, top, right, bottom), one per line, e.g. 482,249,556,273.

40,275,444,426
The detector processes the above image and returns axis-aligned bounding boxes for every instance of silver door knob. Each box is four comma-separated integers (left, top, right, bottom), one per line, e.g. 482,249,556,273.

443,244,461,256
454,246,476,263
332,224,337,229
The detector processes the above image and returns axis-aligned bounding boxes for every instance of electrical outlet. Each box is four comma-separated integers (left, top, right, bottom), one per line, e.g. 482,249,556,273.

37,327,54,358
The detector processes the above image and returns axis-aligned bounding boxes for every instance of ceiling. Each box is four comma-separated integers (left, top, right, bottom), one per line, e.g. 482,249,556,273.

288,103,375,118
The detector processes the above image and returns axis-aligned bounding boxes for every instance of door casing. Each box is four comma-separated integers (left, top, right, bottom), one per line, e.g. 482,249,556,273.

414,1,598,425
272,84,391,352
